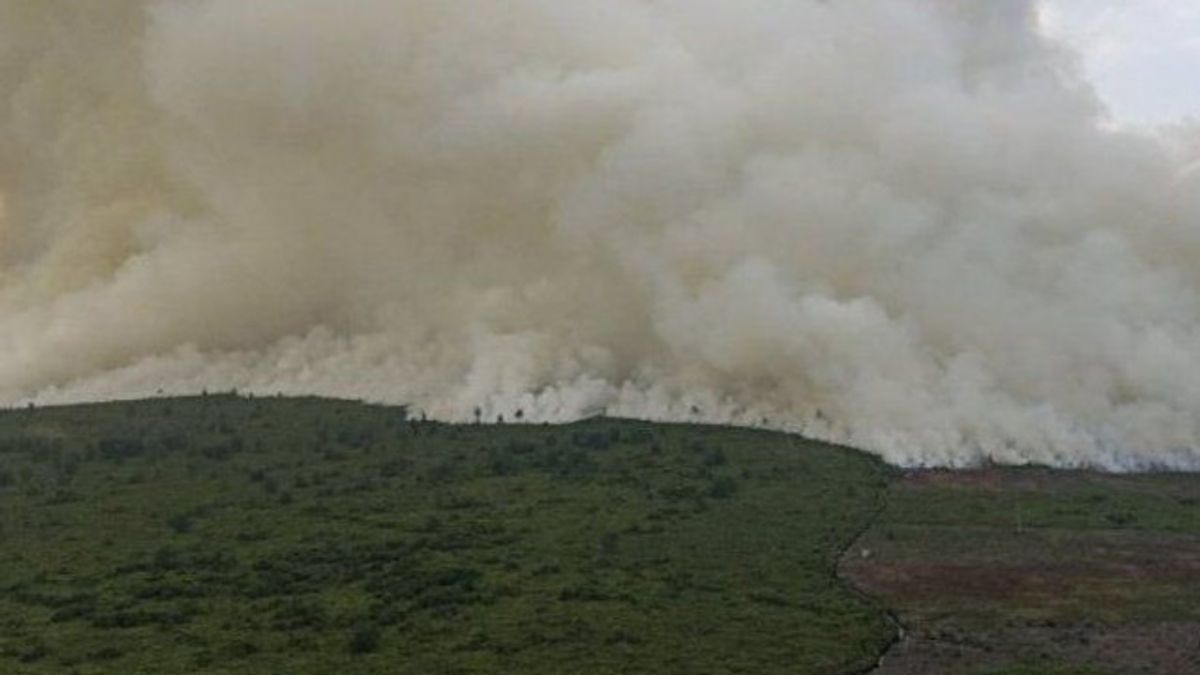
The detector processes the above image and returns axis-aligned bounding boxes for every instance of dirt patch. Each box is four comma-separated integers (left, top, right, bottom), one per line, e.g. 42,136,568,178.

845,556,1199,609
840,468,1200,674
903,467,1200,500
870,620,1200,675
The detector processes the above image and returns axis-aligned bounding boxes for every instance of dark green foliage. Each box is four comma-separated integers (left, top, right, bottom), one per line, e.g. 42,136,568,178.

0,396,892,674
570,429,614,451
705,475,738,499
349,623,382,654
97,437,145,462
166,512,195,534
700,447,727,467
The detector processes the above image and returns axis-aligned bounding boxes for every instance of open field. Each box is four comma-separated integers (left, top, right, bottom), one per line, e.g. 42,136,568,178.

0,396,1196,674
842,468,1200,674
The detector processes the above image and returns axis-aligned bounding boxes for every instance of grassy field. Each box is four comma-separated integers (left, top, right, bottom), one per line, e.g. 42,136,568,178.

0,395,894,674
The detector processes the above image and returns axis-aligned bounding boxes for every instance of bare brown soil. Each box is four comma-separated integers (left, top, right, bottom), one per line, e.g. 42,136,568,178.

847,556,1199,608
868,621,1200,675
840,471,1200,675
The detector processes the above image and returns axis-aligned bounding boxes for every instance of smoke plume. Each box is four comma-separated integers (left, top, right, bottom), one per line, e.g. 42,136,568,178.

2,0,1199,469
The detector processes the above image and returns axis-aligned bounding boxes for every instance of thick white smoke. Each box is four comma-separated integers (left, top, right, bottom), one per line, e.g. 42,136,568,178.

2,0,1198,469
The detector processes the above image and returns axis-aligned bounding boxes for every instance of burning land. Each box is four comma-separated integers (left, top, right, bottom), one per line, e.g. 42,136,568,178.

3,2,1200,673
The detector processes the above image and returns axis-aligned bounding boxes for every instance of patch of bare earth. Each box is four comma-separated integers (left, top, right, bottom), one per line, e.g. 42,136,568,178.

839,471,1200,674
864,621,1200,675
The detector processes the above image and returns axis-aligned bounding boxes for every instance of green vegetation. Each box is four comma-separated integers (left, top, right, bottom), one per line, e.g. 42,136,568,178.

0,395,894,674
4,395,1196,674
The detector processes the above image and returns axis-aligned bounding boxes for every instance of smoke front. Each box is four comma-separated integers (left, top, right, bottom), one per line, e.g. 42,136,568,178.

2,0,1199,469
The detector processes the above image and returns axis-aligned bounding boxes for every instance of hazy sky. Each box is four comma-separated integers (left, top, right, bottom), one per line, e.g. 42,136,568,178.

1039,0,1200,126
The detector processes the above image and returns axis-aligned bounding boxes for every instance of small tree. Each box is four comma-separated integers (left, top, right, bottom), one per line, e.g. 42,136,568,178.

348,623,381,654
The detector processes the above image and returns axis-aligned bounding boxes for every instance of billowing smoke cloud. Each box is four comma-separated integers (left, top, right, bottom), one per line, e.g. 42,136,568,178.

2,0,1198,470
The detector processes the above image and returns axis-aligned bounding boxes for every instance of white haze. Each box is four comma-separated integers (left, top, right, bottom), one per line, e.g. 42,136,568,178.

1,1,1199,470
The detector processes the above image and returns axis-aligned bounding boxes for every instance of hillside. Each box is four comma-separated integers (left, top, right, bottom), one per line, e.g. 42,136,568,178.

0,396,1196,674
0,395,892,674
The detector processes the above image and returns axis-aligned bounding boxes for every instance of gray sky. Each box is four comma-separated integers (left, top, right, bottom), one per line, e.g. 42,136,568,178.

1038,0,1200,126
